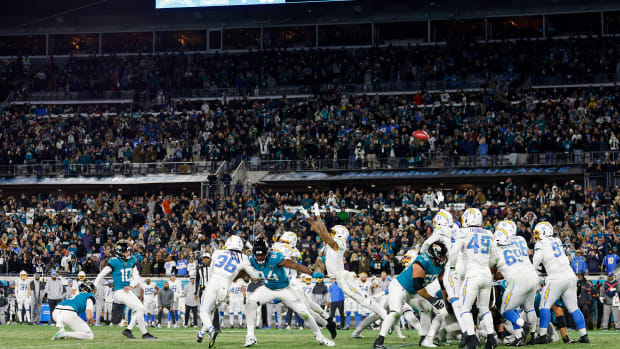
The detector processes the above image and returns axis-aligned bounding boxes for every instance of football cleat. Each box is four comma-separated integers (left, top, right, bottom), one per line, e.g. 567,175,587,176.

142,333,157,340
326,320,337,339
209,328,219,348
578,334,590,344
51,329,65,340
485,334,498,349
351,331,364,338
421,336,438,347
197,331,204,343
244,335,258,347
122,329,136,339
316,335,335,347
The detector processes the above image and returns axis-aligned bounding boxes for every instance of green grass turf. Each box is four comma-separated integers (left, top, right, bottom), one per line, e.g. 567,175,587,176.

0,324,616,349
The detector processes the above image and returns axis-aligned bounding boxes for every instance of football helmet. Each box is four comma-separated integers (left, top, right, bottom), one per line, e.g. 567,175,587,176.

494,228,511,246
461,208,483,228
19,270,27,280
432,209,453,229
79,281,96,294
114,240,131,260
427,241,448,266
225,235,244,252
252,238,269,265
534,221,554,240
330,225,349,241
279,231,298,247
78,271,86,281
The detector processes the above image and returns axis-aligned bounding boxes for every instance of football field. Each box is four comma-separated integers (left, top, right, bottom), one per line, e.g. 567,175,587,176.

0,325,617,349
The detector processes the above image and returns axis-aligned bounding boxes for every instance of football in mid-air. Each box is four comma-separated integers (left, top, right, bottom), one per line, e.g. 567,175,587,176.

413,130,429,141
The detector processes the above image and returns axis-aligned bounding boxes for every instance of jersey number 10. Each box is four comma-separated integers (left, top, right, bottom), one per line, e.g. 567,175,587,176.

120,268,132,282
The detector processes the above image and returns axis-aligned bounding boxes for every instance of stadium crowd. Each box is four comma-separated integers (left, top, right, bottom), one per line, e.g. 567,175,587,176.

2,37,619,98
0,179,619,278
1,85,620,171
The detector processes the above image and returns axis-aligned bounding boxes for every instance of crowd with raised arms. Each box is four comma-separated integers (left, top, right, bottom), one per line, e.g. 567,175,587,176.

1,84,620,170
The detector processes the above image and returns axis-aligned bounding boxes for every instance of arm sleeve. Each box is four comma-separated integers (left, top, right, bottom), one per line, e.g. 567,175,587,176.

85,298,94,312
532,243,544,272
129,267,141,288
94,266,112,287
449,239,463,268
420,233,439,254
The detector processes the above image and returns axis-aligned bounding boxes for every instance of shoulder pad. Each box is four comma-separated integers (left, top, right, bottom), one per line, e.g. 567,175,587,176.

534,241,544,250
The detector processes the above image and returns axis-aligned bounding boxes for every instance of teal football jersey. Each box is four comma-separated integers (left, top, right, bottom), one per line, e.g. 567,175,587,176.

59,292,96,314
396,253,442,294
108,254,142,291
250,252,289,290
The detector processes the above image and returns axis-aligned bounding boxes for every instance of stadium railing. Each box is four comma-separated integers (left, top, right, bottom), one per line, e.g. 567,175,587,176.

247,151,618,172
0,161,223,177
0,151,615,177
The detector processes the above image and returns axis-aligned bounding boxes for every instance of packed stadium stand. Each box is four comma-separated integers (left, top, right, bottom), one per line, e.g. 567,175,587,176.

1,0,620,347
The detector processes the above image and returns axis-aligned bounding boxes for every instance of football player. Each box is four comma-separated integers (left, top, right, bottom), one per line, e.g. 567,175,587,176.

532,221,589,344
244,238,334,347
228,278,247,328
51,281,97,340
94,240,157,339
140,278,159,327
450,208,498,349
373,242,449,349
16,270,31,324
196,235,258,347
305,205,388,320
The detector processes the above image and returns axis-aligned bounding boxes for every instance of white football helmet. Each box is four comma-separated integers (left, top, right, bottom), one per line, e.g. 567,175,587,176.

78,271,86,281
433,209,453,229
461,208,483,228
534,222,554,240
19,270,27,280
279,231,298,247
401,249,418,267
225,235,244,252
494,228,511,246
330,225,350,240
496,220,517,239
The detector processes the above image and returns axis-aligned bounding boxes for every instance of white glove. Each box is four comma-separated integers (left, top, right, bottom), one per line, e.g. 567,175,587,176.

299,207,310,219
312,203,321,217
435,191,444,205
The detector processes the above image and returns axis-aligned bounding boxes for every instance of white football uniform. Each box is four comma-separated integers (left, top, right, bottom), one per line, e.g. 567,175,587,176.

199,249,257,335
356,279,372,314
142,281,158,315
451,227,498,336
229,279,246,314
273,242,329,326
533,237,579,312
169,279,182,306
16,279,31,323
494,236,538,314
104,285,114,322
325,236,387,319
